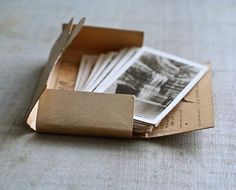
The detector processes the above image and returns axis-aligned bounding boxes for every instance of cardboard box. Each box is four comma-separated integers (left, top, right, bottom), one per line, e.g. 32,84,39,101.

26,18,214,138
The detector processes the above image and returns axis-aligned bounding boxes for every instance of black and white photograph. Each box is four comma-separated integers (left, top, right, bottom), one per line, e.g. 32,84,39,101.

95,47,208,124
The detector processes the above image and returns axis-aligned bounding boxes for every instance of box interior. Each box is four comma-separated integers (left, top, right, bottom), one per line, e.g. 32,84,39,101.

47,25,144,91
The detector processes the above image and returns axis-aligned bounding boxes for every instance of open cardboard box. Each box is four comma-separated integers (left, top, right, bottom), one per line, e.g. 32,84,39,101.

26,18,214,138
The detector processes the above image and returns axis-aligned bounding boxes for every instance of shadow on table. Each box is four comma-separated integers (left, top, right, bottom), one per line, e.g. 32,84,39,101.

26,130,201,155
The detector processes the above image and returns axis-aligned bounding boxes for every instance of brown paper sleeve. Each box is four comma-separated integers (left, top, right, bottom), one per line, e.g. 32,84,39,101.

36,90,134,138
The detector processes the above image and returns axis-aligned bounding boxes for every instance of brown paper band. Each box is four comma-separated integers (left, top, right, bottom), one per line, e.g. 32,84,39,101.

36,90,134,138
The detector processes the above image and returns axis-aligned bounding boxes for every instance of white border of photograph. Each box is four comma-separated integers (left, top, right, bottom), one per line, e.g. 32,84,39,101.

74,55,97,91
95,46,208,124
74,56,87,91
84,52,116,91
83,54,105,90
93,47,138,92
87,52,117,91
90,48,128,91
80,55,98,90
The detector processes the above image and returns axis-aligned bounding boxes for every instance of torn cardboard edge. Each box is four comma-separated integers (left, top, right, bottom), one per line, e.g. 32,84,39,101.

26,17,214,138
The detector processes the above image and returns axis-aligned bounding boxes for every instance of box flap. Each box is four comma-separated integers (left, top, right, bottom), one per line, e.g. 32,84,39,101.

26,17,86,129
36,90,134,138
147,64,214,138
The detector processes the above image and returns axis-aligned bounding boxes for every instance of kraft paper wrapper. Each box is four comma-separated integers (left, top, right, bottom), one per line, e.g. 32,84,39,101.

36,90,134,138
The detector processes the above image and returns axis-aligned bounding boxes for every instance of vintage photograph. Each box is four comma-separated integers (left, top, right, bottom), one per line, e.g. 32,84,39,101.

102,47,208,124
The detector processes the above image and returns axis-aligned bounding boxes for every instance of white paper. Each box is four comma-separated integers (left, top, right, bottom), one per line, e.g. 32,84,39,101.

74,55,97,91
94,47,138,92
84,52,117,91
91,48,128,92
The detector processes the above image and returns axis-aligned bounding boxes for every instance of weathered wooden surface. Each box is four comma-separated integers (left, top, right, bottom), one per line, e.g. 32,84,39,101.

0,0,235,189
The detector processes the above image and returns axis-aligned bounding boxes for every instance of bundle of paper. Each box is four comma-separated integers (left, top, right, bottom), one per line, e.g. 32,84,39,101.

74,46,208,135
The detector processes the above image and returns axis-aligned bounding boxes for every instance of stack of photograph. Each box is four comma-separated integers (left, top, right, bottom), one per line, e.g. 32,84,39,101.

74,46,208,136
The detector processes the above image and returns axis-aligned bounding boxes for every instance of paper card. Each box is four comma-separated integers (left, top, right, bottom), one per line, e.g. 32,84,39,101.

74,55,98,91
